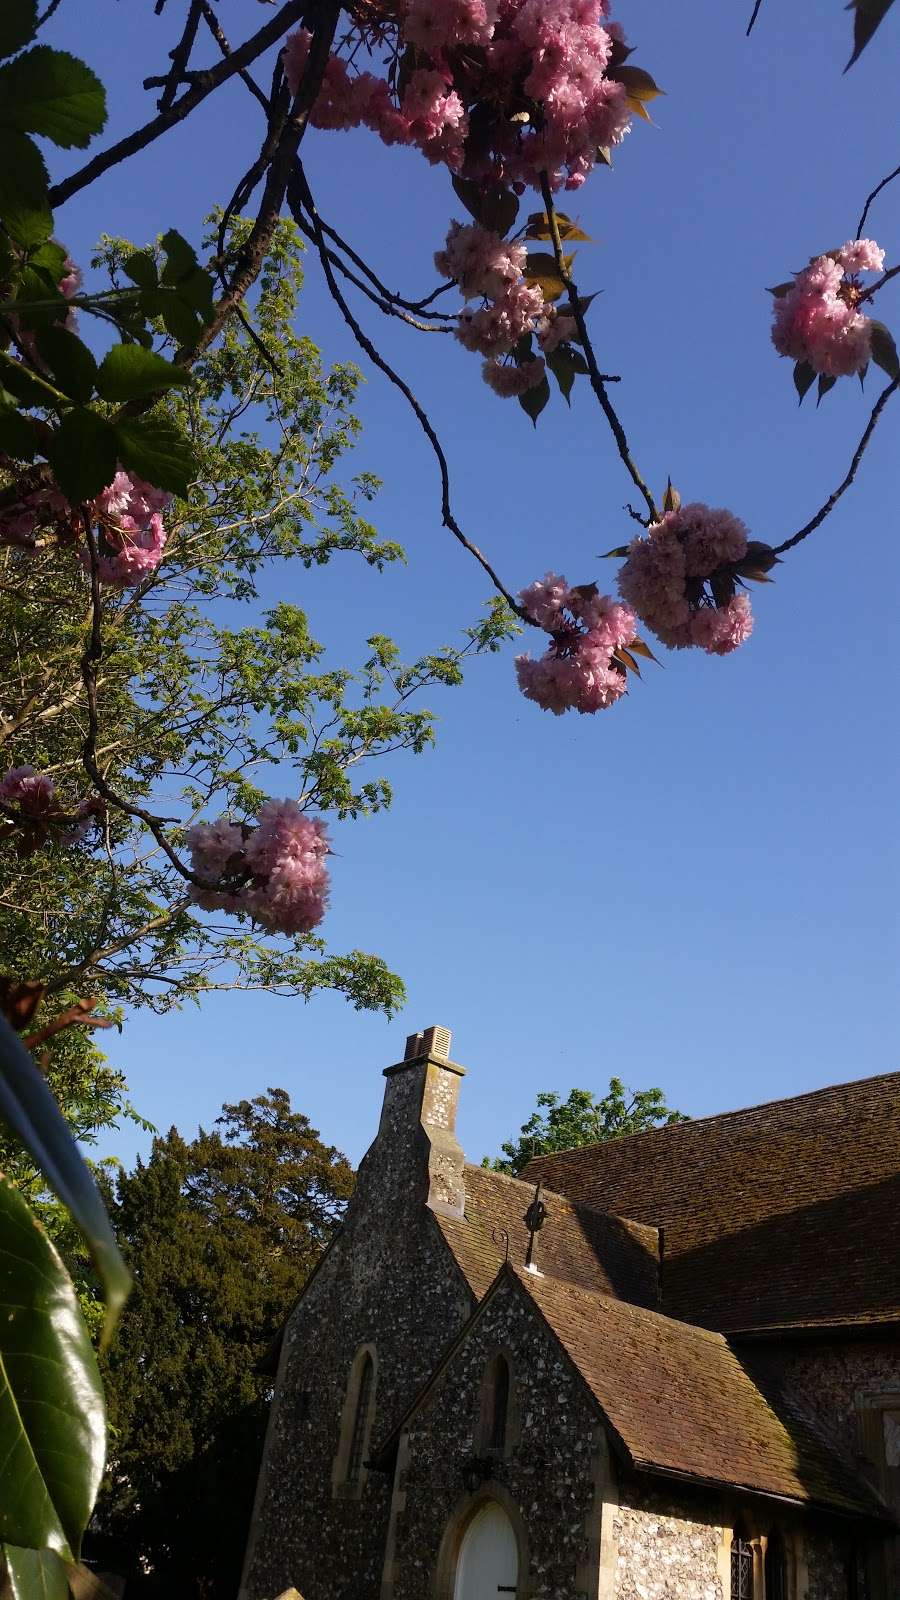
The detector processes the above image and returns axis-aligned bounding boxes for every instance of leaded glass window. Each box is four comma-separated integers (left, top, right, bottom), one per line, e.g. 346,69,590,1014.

346,1353,374,1484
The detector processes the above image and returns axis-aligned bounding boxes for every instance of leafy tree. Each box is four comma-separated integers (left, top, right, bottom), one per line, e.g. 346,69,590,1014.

487,1079,688,1177
92,1088,353,1596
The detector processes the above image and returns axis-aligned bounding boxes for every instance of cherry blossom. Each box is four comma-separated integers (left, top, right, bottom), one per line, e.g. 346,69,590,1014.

617,503,757,655
186,800,330,936
515,573,637,713
771,239,885,379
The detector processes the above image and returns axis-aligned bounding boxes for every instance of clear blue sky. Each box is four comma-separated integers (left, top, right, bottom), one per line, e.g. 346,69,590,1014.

48,1,899,1171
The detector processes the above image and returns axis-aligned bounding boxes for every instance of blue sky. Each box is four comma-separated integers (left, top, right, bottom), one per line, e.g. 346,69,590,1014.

47,1,899,1171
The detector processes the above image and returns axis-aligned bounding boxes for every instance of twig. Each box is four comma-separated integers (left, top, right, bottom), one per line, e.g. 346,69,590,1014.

857,262,900,306
291,211,454,331
197,0,273,115
48,0,306,208
773,375,899,555
157,0,203,112
289,163,533,623
857,161,900,240
36,0,65,26
22,999,113,1053
538,174,659,524
745,0,765,37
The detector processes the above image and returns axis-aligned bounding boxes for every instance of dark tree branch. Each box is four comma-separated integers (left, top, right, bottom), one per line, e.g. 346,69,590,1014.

157,0,203,112
773,375,899,555
745,0,765,37
289,163,533,622
538,174,659,524
856,161,900,239
857,262,900,306
48,0,307,208
291,210,454,331
197,0,273,115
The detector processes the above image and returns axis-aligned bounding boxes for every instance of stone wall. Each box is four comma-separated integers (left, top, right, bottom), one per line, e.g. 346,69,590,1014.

610,1481,725,1600
240,1049,474,1600
388,1273,600,1600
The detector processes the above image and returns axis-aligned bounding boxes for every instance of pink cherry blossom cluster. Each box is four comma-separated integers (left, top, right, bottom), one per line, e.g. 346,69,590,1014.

771,239,885,378
515,572,637,713
0,766,102,845
283,0,634,192
436,220,552,394
617,503,755,655
186,798,330,936
83,470,170,586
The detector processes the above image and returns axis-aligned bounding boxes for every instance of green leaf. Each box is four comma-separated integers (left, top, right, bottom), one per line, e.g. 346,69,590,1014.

610,63,664,102
175,265,215,323
846,0,897,65
158,291,203,347
816,373,837,405
0,1169,106,1554
0,405,38,460
546,344,577,403
601,545,630,558
2,1545,71,1599
11,264,67,331
45,407,117,501
96,343,191,402
114,415,195,497
160,228,198,285
28,240,67,279
122,251,158,291
0,0,38,60
525,211,592,242
0,1018,129,1345
450,177,519,237
0,46,106,149
0,131,51,246
517,373,551,425
34,326,97,402
793,361,816,403
523,251,573,303
869,319,900,379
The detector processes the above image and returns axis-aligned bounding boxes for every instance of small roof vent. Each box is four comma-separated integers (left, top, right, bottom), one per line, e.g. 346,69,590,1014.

404,1024,452,1060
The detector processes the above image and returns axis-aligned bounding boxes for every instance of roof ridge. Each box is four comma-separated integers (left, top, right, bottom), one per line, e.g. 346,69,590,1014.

526,1068,900,1166
465,1162,658,1240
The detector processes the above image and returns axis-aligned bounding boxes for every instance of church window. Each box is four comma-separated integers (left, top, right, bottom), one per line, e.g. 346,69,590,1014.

346,1352,374,1484
477,1353,515,1456
730,1524,754,1600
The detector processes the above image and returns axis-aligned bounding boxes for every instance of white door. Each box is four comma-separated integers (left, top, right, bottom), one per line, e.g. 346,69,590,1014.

453,1502,519,1600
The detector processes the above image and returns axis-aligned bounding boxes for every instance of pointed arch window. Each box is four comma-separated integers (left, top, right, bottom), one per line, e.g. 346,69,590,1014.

730,1522,753,1600
476,1352,516,1458
332,1343,377,1498
347,1352,374,1485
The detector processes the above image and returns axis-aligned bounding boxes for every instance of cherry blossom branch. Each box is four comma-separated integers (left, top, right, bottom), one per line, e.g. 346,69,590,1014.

156,0,203,112
289,163,533,622
196,0,273,116
772,374,900,555
538,174,660,524
856,160,900,239
857,262,900,306
745,0,765,37
290,210,454,331
48,0,307,208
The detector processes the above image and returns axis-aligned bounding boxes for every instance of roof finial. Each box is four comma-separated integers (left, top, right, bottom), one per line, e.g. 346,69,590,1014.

523,1180,547,1274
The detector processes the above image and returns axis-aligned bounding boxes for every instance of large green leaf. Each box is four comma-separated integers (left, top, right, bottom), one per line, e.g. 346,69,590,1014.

0,131,51,246
0,47,106,150
45,408,117,503
34,327,97,404
2,1545,70,1599
0,1018,129,1344
114,415,195,496
96,343,191,402
0,0,37,61
0,1173,106,1557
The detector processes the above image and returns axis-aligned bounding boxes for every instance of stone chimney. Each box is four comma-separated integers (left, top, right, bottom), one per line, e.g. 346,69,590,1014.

372,1025,467,1218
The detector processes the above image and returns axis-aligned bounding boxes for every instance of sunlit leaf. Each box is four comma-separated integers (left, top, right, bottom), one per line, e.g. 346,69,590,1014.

2,1545,70,1599
601,545,630,558
523,251,573,302
613,646,641,676
629,637,659,663
114,414,195,497
96,343,191,402
663,477,681,513
869,319,900,379
0,46,106,149
524,211,592,242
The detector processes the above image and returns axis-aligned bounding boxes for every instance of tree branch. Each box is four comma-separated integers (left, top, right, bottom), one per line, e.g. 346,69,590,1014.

538,174,659,524
857,160,900,239
773,375,899,556
288,162,533,622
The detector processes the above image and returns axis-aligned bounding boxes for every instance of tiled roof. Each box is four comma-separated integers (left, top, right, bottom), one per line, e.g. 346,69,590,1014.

434,1164,660,1307
513,1267,890,1520
521,1072,900,1333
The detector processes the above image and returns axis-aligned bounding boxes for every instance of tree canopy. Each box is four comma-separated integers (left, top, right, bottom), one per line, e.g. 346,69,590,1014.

487,1079,688,1177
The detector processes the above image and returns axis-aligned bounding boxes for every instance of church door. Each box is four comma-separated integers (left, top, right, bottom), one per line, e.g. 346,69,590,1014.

453,1501,519,1600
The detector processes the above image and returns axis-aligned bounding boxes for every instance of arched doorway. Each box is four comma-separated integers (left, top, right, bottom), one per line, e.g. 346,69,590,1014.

453,1501,519,1600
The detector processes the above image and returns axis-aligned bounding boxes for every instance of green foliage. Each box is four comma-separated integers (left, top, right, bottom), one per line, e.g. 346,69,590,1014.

485,1078,688,1176
93,1089,354,1595
0,1173,105,1561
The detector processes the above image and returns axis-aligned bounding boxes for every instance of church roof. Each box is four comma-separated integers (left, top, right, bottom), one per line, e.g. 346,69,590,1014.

520,1071,900,1334
434,1164,660,1307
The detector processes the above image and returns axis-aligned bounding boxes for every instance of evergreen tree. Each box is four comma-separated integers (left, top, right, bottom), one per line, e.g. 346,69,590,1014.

92,1089,353,1596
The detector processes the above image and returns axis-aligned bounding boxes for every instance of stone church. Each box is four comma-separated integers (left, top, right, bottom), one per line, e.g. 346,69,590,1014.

239,1027,900,1600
